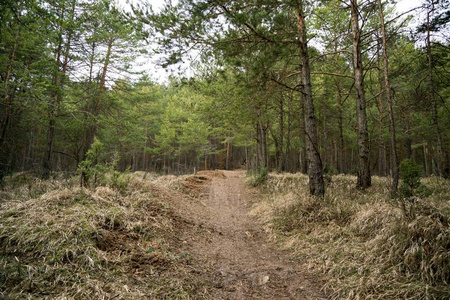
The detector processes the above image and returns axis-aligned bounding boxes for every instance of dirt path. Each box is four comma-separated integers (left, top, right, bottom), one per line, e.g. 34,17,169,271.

184,170,327,299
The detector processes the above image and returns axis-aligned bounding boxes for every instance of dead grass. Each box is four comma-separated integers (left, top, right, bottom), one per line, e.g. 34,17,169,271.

251,173,450,299
0,173,212,299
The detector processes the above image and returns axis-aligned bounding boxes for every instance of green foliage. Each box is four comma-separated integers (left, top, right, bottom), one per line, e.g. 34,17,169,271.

78,137,106,188
247,167,268,187
399,158,422,189
106,152,131,192
399,158,425,198
78,140,131,191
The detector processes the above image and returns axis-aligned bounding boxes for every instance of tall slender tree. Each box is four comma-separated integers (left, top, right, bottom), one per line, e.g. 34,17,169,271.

350,0,371,189
377,0,399,195
296,0,325,196
43,0,77,178
424,0,449,178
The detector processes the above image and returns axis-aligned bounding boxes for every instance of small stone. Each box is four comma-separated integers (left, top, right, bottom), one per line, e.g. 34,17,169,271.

260,275,269,285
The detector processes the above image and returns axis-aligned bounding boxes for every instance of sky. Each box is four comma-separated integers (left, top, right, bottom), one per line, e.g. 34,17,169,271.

118,0,424,83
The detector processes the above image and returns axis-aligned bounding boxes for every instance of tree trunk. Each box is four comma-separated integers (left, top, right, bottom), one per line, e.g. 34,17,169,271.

426,2,448,178
335,79,345,174
226,141,230,170
376,39,387,176
0,28,19,185
332,39,346,174
378,0,399,194
278,92,285,172
286,109,292,172
257,118,267,170
82,37,114,159
43,1,77,178
43,39,62,179
403,110,412,159
0,29,18,148
297,2,325,196
423,143,430,176
351,0,371,189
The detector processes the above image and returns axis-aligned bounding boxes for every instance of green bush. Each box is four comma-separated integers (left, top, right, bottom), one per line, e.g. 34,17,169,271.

248,167,268,187
399,158,426,198
78,139,130,191
78,138,107,188
399,158,422,193
107,152,130,192
399,158,433,219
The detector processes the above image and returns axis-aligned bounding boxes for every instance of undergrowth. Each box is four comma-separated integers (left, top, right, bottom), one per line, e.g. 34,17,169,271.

246,168,268,187
251,173,450,299
0,173,210,299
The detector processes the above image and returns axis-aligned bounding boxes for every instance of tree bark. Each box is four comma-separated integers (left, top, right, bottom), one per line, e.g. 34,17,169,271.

43,39,62,179
297,1,325,196
403,110,412,159
43,1,75,178
423,143,430,176
226,141,230,170
0,28,19,185
334,71,345,174
378,0,399,194
256,117,267,170
278,91,285,172
351,0,371,189
426,2,448,178
0,29,18,148
82,37,114,159
376,39,387,176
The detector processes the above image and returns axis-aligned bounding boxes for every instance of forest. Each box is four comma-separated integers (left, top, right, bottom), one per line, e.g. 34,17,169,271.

0,0,449,299
0,0,449,193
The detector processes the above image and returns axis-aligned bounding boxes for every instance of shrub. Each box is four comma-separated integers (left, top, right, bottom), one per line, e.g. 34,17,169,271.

78,139,130,191
107,152,131,192
399,158,423,198
78,137,107,188
247,167,268,187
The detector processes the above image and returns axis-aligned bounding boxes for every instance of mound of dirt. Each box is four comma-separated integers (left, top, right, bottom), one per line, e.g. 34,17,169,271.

181,174,212,197
196,170,227,178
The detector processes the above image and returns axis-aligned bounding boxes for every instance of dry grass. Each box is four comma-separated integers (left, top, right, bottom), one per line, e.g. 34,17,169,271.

251,173,450,299
0,173,211,299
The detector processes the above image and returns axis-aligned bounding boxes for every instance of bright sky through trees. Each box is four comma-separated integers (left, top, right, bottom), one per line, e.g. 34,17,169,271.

119,0,423,83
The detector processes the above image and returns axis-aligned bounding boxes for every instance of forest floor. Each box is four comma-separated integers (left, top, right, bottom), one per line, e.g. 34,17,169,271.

2,170,448,299
177,170,327,299
0,169,327,299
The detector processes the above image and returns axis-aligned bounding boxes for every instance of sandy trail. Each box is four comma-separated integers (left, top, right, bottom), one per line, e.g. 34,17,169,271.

185,170,326,299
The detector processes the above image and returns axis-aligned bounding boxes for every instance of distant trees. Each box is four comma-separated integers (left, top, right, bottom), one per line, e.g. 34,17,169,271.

0,0,144,184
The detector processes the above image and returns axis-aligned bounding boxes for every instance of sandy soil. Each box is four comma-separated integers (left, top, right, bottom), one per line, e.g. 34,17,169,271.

180,170,327,299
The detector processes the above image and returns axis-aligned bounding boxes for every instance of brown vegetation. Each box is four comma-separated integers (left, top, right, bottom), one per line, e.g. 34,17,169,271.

0,173,212,299
1,171,448,299
251,173,450,299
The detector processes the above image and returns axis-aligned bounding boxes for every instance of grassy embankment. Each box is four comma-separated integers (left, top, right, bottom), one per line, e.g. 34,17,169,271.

250,173,450,299
0,172,210,299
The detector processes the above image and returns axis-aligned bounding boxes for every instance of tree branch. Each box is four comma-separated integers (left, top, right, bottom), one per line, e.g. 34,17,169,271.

311,71,354,79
